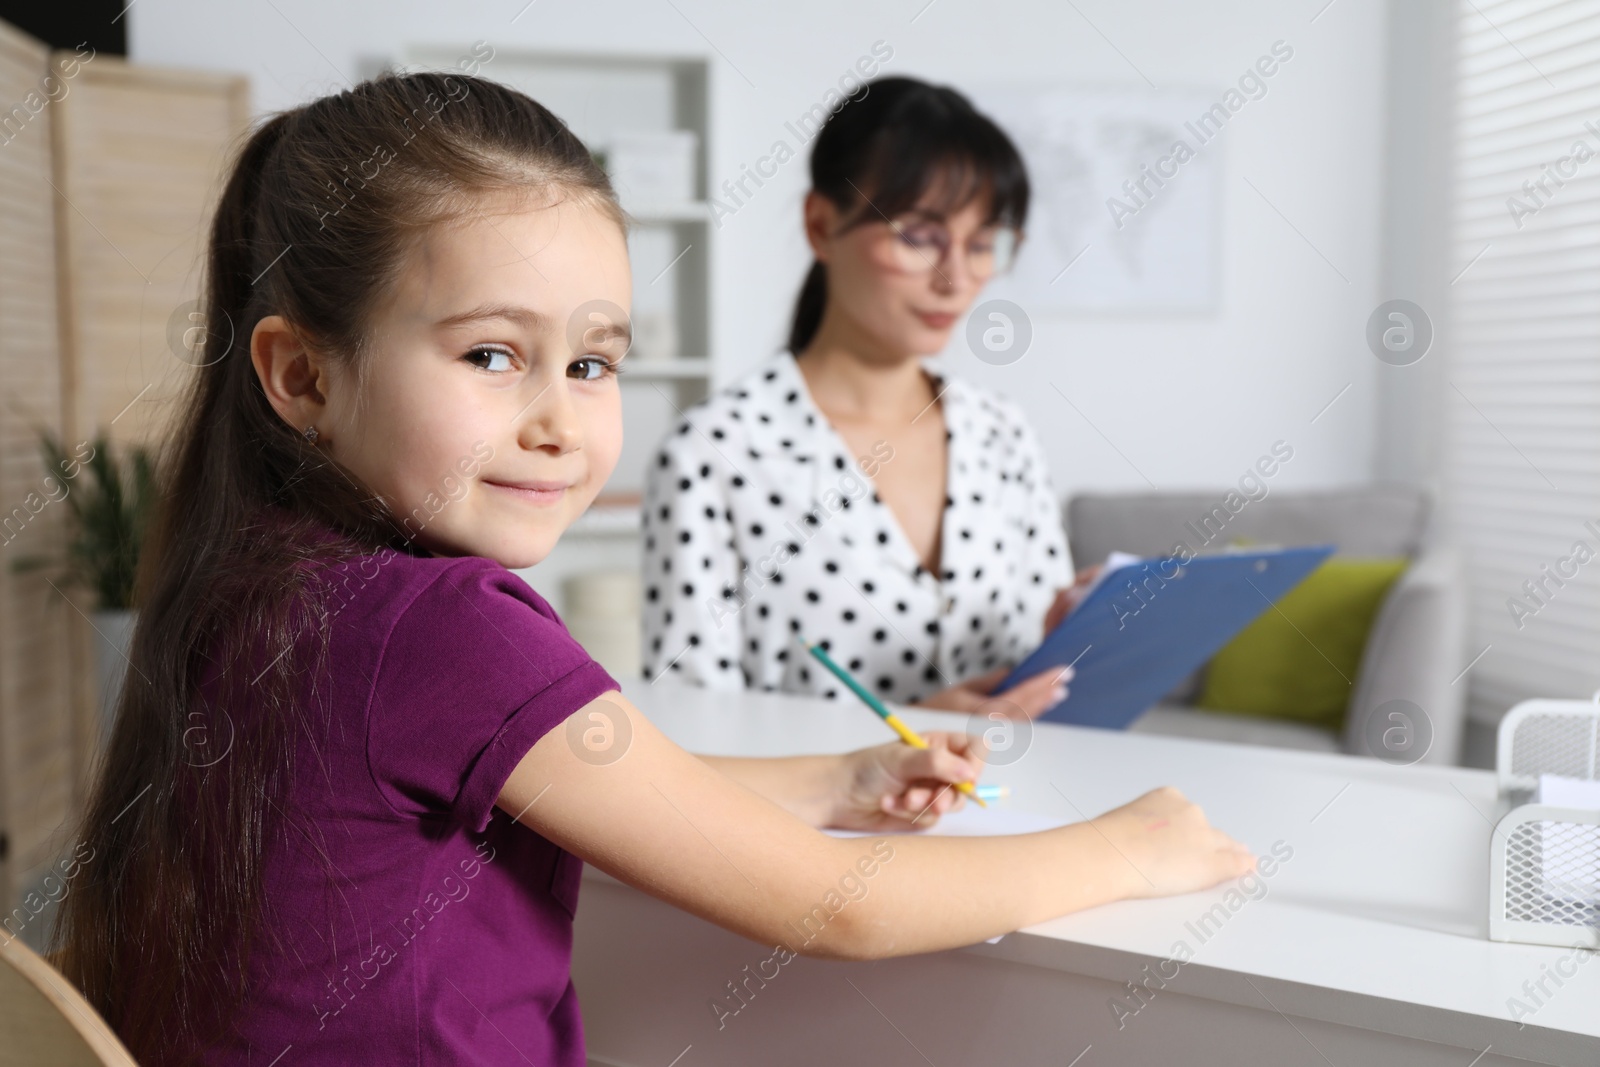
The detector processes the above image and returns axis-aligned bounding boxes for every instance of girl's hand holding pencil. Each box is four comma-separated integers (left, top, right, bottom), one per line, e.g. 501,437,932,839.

827,731,989,832
801,637,996,812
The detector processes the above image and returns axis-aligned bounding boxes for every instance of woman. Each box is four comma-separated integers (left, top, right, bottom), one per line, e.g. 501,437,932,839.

641,76,1091,717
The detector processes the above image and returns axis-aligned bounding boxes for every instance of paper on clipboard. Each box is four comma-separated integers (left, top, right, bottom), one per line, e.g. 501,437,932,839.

1071,551,1144,607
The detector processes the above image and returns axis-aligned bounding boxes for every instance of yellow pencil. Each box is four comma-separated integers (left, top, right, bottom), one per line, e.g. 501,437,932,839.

800,638,987,808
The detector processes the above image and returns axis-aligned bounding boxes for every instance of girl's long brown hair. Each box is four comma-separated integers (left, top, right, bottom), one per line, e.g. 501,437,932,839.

50,70,620,1064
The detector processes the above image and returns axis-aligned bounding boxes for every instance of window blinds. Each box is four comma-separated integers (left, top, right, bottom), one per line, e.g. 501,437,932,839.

1448,0,1600,723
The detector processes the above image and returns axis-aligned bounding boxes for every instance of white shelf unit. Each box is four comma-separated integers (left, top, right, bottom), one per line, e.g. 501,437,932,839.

403,47,714,623
568,502,645,538
623,357,713,380
628,202,714,223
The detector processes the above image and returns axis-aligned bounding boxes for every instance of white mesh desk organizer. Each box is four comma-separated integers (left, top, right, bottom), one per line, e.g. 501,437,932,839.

1490,698,1600,948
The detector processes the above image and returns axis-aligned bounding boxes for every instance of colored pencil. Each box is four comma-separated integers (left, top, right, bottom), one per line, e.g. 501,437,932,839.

800,638,987,808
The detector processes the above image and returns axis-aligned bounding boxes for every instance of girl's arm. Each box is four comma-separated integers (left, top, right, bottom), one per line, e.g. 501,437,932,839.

499,691,1255,961
693,753,845,828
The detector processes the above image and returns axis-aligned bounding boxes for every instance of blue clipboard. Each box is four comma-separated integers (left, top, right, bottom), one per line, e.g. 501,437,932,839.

997,544,1336,729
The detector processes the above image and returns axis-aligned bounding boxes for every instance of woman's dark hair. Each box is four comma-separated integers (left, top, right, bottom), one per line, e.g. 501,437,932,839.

50,70,621,1065
787,75,1030,354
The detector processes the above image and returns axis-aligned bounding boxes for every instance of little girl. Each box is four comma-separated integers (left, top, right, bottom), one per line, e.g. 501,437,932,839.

52,72,1253,1066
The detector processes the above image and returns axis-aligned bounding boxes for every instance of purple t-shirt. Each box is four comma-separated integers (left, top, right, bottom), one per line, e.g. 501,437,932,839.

202,545,618,1066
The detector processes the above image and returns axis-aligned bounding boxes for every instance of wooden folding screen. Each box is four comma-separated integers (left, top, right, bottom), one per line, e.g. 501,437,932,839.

0,17,247,927
0,19,79,938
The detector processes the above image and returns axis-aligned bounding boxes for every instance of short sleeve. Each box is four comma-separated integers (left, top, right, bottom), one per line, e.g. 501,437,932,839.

366,558,619,832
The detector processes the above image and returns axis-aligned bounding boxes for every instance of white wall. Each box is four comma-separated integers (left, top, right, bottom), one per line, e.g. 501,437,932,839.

130,0,1390,500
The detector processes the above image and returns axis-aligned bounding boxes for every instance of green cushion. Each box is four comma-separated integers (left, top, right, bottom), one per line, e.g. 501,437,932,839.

1195,557,1408,732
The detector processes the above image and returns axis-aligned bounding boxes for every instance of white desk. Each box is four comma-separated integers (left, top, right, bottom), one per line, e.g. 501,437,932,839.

570,681,1600,1067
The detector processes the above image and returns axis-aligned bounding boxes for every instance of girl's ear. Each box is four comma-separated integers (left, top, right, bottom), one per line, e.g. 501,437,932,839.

250,314,330,436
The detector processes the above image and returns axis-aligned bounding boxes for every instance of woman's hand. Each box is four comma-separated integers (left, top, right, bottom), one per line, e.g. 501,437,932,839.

912,663,1071,719
826,731,988,832
1089,786,1256,898
1043,565,1103,632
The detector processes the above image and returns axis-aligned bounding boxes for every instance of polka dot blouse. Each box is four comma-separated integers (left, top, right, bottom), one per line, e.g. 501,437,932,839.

639,351,1074,705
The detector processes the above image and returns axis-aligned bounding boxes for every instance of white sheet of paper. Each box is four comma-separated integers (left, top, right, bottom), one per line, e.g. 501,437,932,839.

1538,773,1600,810
1534,774,1600,903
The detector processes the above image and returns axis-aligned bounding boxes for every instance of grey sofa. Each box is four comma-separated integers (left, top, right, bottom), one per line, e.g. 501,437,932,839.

1065,487,1468,765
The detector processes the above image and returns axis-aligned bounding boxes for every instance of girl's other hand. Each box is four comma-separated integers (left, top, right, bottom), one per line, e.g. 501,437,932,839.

913,663,1071,719
1092,786,1257,898
828,731,987,832
1043,564,1103,632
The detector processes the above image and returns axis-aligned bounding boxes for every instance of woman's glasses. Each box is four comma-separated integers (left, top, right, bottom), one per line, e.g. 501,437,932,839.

875,217,1020,281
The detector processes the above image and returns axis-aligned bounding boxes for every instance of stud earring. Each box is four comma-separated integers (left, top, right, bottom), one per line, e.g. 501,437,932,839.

302,424,320,444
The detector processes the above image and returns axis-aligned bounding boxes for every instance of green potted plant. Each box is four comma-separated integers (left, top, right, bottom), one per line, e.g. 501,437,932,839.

11,432,157,736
